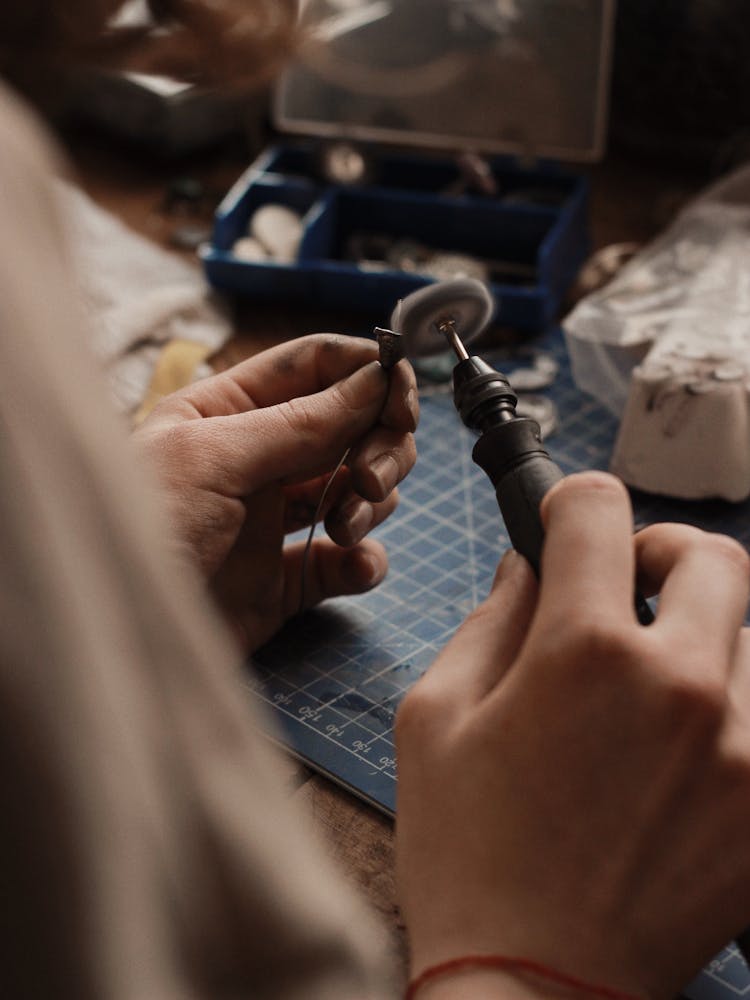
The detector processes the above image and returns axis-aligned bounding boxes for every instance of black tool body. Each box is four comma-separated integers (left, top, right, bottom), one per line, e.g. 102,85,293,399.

472,418,562,576
452,355,562,575
452,354,654,625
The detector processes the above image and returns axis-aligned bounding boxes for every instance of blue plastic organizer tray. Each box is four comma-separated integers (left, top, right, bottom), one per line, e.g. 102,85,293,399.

201,141,589,332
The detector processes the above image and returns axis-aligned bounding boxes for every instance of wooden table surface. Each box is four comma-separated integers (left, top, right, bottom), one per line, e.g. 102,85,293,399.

62,124,708,985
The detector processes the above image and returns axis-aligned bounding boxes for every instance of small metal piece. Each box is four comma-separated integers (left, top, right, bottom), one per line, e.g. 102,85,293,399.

375,327,406,370
387,239,426,273
574,241,641,298
419,251,490,283
455,151,499,197
318,141,371,186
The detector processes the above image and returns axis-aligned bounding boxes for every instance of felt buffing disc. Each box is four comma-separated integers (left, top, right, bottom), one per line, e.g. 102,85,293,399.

391,277,495,358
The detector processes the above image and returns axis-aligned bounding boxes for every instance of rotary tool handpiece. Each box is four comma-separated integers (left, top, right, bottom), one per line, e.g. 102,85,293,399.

451,353,653,624
451,353,562,576
392,277,653,623
472,414,563,576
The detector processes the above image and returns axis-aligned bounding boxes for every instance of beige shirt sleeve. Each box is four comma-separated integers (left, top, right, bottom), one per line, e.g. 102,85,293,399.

0,84,392,1000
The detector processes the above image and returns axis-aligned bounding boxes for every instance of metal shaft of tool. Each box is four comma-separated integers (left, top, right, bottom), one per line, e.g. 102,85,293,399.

436,317,469,361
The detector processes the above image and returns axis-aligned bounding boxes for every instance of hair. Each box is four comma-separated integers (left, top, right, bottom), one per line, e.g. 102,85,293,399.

0,0,299,103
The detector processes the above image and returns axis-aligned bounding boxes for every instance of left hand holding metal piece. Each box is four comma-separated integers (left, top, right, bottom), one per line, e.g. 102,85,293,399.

133,333,418,651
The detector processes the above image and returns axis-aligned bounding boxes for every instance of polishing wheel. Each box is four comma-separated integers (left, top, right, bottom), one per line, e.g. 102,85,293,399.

391,277,495,358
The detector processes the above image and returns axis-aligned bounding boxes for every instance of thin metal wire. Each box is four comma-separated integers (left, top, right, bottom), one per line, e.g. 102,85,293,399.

298,320,403,615
298,447,350,615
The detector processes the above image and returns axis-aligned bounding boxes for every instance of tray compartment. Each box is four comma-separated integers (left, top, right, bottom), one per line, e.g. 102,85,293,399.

202,177,325,300
304,187,561,326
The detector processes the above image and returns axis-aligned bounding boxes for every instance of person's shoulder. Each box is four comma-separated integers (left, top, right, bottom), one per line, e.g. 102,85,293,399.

0,81,63,186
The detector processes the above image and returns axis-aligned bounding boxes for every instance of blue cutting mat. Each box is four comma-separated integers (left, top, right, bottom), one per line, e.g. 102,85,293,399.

250,326,750,1000
252,327,750,810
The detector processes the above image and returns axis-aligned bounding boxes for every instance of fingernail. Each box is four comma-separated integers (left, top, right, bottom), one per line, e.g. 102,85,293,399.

405,387,419,429
370,453,399,495
496,548,522,580
342,499,375,541
360,552,385,586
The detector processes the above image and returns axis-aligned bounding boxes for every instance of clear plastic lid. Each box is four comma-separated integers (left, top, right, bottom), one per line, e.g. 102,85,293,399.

274,0,616,163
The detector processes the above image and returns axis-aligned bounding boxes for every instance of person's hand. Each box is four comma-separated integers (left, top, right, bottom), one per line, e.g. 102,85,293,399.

395,471,750,1000
133,334,417,652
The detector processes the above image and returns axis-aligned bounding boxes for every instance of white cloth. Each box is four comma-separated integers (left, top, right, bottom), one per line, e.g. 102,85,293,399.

57,178,231,414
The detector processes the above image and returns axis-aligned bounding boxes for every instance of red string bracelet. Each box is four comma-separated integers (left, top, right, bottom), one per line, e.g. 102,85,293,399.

405,955,643,1000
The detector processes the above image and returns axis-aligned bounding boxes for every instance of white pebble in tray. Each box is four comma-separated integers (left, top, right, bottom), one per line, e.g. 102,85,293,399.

231,236,269,262
248,203,304,263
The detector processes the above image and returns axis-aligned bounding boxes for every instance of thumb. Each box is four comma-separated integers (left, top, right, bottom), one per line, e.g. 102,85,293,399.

206,361,389,495
282,536,388,618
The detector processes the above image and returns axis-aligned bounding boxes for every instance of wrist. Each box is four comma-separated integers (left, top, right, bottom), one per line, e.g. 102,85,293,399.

405,956,644,1000
412,966,555,1000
